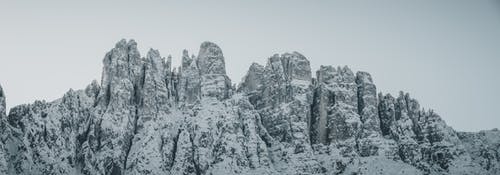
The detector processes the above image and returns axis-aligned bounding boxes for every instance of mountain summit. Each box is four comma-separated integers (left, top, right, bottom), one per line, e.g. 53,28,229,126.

0,40,498,175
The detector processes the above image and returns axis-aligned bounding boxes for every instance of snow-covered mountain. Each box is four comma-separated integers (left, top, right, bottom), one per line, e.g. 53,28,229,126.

0,40,498,175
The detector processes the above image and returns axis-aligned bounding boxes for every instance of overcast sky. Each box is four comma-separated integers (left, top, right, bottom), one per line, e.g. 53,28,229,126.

0,0,499,131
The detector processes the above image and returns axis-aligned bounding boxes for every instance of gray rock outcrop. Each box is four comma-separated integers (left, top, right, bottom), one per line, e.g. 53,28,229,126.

0,84,8,175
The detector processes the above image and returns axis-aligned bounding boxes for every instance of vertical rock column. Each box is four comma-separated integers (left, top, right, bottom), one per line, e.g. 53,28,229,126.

311,66,361,150
177,49,202,104
356,72,381,137
392,92,421,165
125,49,171,174
355,72,384,156
378,93,396,137
92,39,144,174
0,84,8,175
281,53,313,153
197,41,232,100
238,63,266,109
257,53,313,153
245,52,319,174
0,84,5,118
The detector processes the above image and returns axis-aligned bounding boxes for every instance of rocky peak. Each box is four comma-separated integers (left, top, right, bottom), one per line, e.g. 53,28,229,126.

142,49,170,108
263,52,312,83
166,55,172,73
196,42,232,100
197,41,226,75
315,65,357,108
356,71,381,137
178,55,202,103
181,49,192,70
261,52,313,101
0,84,7,175
0,84,5,117
238,63,265,93
311,65,360,147
0,83,3,97
280,52,312,83
355,71,373,85
84,80,101,100
98,39,143,109
378,93,396,137
317,65,355,85
145,48,166,78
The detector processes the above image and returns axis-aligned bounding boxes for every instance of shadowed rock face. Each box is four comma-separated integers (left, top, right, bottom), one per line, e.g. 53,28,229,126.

0,85,4,113
0,84,7,175
0,40,498,175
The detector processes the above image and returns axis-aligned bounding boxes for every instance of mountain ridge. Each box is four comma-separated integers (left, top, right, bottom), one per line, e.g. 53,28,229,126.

0,39,498,175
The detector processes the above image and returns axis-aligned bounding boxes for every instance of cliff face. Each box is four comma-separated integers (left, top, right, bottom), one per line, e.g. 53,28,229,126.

0,40,498,175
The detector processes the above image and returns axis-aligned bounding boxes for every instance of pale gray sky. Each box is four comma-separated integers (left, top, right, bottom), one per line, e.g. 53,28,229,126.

0,0,499,131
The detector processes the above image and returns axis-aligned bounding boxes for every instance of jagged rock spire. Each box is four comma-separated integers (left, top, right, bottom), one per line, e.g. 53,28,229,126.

244,52,314,156
0,84,5,117
238,62,265,93
356,71,381,136
181,49,192,70
0,83,7,175
142,48,169,109
98,39,143,109
92,39,144,174
84,80,101,100
378,93,396,137
178,56,202,103
355,72,388,157
311,65,360,146
197,41,226,75
197,41,232,100
281,52,311,82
